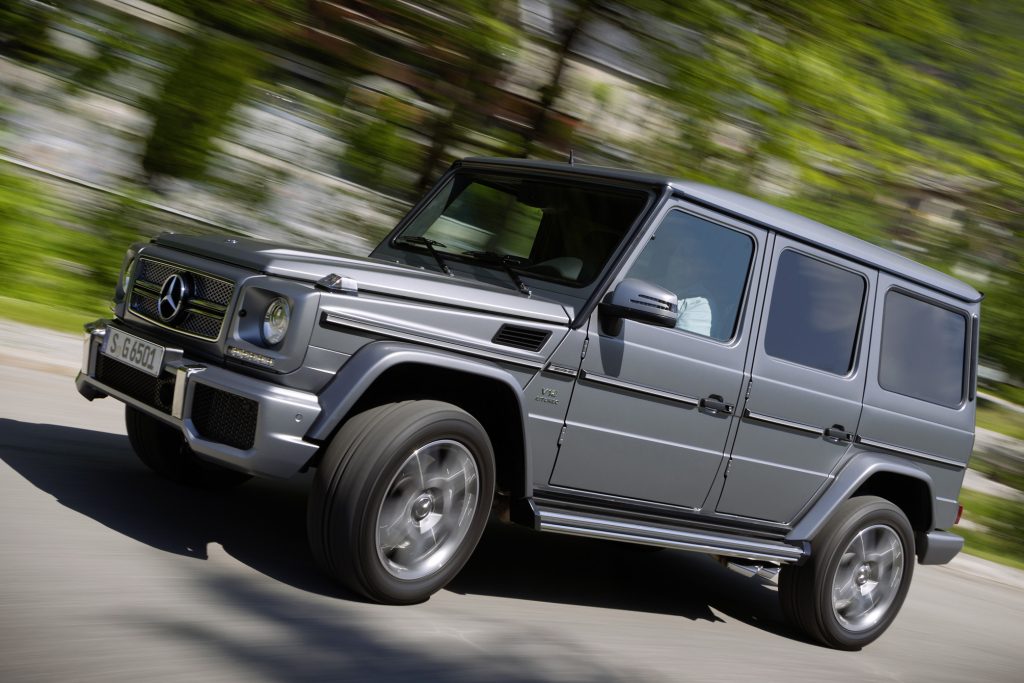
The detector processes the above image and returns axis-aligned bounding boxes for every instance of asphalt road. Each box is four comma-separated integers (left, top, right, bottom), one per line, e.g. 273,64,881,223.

1,352,1023,682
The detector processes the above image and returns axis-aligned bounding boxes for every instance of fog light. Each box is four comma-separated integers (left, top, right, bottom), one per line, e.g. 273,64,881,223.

262,297,290,345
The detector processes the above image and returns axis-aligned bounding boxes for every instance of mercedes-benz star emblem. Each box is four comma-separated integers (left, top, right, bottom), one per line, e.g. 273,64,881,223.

157,273,191,323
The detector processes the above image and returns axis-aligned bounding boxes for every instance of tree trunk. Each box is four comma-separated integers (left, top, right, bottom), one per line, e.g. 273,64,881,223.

522,0,594,157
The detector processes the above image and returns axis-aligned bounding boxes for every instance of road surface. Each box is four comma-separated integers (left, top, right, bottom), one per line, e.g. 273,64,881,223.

1,324,1022,682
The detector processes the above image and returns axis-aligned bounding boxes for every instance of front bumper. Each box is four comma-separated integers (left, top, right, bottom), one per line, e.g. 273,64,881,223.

76,320,321,478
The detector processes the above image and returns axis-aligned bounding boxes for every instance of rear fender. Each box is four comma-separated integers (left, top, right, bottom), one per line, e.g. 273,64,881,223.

787,453,934,544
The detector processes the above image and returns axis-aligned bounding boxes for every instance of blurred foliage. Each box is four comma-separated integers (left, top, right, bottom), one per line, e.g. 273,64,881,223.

153,0,307,41
0,164,112,320
979,268,1024,380
1,0,1024,387
983,384,1024,408
976,402,1024,442
342,102,420,194
954,488,1024,571
141,30,263,181
65,22,133,95
971,458,1024,496
0,0,55,62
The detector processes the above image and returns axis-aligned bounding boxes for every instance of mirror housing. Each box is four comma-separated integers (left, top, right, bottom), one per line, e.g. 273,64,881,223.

599,278,678,332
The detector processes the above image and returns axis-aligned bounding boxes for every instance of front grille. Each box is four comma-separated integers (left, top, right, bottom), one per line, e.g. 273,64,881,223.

191,384,258,450
137,259,234,304
492,324,551,352
129,257,234,341
95,354,176,414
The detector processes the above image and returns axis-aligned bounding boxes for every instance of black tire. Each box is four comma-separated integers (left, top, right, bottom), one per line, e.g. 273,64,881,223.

779,496,915,650
124,405,251,489
308,401,495,604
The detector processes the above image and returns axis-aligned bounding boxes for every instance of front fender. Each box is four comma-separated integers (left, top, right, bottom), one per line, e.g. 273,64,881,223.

307,340,530,445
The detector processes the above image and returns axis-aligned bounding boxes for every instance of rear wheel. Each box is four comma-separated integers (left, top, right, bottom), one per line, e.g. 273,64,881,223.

308,400,495,604
779,496,914,650
124,405,250,489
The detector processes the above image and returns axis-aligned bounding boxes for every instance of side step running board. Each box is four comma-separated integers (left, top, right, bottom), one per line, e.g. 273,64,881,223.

535,506,806,564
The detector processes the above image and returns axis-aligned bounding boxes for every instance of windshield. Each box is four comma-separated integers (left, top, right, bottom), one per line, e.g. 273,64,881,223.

393,172,650,286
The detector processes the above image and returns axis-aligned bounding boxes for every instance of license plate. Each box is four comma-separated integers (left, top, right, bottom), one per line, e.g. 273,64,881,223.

101,329,165,377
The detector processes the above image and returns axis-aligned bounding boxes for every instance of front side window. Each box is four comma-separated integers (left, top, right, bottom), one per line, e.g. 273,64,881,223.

879,290,967,407
764,250,866,375
395,173,649,286
626,211,754,341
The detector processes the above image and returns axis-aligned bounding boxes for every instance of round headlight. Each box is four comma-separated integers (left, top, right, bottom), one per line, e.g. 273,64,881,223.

262,297,291,345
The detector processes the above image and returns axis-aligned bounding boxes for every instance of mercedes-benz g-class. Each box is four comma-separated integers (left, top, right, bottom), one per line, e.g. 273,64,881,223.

76,157,980,649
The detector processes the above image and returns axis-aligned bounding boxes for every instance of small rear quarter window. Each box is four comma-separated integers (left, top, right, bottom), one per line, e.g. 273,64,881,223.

879,290,967,407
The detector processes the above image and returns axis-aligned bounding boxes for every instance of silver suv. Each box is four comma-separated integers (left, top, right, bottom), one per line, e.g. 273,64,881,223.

76,158,979,649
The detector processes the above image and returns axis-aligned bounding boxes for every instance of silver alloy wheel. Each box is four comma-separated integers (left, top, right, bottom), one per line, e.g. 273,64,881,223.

375,439,480,581
831,524,905,632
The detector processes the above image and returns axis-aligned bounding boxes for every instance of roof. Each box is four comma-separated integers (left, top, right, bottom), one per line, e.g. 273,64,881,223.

459,157,982,303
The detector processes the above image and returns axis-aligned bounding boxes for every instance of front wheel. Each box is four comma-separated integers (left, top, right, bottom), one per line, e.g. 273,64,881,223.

307,401,495,604
779,496,915,650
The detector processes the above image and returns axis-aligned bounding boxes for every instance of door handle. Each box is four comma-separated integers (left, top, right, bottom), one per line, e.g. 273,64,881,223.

823,425,853,444
699,395,734,416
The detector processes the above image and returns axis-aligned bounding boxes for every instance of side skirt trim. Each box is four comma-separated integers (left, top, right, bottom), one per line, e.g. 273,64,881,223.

534,506,806,564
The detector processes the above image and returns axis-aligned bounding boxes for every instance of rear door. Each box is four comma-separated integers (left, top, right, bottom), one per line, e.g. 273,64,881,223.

549,203,766,509
857,276,976,499
716,238,877,523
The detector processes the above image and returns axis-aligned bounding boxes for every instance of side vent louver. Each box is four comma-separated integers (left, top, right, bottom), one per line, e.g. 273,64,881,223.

492,324,551,352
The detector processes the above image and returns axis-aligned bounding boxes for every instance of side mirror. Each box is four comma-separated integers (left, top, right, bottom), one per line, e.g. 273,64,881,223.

599,278,678,332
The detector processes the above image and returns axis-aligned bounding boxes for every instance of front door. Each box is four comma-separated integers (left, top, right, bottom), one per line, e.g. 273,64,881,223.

549,205,766,509
716,238,877,523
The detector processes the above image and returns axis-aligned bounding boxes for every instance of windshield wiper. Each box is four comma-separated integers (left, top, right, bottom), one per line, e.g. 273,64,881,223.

397,236,453,276
463,250,532,297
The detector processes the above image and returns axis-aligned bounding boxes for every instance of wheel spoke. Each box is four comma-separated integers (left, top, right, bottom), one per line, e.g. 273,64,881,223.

856,531,869,564
413,449,428,490
377,498,412,552
833,555,859,600
375,439,480,580
830,523,906,632
406,526,435,558
832,577,858,611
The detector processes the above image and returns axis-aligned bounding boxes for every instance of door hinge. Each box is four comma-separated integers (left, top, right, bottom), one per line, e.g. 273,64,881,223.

744,379,753,401
557,425,567,446
581,337,589,359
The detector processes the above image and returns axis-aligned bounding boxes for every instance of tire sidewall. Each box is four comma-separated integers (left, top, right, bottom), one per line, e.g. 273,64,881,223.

814,498,915,649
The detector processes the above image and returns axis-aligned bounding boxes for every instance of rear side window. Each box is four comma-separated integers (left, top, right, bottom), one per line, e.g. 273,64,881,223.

764,250,866,375
879,290,967,407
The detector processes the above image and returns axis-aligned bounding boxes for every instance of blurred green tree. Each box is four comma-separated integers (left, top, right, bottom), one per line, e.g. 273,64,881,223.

359,0,521,190
982,266,1024,380
141,30,261,181
141,1,308,183
0,0,56,62
5,0,1023,382
342,99,419,193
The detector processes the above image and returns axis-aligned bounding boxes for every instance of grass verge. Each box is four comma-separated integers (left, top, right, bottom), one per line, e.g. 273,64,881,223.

976,401,1024,442
0,296,105,334
953,488,1024,571
971,459,1024,494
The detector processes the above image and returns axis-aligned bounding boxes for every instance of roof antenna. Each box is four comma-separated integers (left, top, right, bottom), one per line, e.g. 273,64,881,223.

568,147,575,166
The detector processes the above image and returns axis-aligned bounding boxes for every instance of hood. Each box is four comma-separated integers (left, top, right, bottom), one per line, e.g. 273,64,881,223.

153,233,572,325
